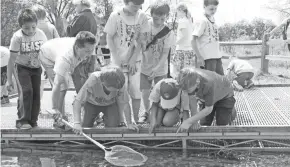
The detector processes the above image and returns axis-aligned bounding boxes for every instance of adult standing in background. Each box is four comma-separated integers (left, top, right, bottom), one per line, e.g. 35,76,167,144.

66,0,99,93
67,0,97,37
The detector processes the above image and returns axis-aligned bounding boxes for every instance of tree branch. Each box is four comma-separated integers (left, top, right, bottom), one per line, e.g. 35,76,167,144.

60,1,68,16
58,0,63,17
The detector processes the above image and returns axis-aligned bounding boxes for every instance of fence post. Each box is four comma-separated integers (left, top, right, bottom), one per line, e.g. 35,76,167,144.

261,33,270,73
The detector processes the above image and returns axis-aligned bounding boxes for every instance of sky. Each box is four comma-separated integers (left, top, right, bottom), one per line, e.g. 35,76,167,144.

142,0,283,26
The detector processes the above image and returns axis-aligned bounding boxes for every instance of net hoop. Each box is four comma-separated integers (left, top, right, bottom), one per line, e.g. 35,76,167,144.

104,145,148,167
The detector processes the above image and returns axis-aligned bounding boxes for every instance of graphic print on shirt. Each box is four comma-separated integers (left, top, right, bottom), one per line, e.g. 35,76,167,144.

146,30,167,60
20,40,44,67
118,19,141,48
207,21,219,43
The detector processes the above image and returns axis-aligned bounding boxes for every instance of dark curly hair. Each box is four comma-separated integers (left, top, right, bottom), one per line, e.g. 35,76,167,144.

124,0,144,5
75,31,97,48
17,8,38,27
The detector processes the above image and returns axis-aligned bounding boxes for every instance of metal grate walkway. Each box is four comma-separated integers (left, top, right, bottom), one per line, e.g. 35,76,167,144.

1,86,290,129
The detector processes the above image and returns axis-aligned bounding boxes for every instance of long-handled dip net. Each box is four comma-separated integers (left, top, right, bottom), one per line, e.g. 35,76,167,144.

47,110,148,167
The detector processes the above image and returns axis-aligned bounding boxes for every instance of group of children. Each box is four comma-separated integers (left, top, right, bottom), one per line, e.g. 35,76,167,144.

2,0,256,133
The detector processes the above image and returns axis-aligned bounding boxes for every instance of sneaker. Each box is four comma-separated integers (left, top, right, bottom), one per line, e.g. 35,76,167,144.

138,112,149,124
232,80,244,92
16,123,32,129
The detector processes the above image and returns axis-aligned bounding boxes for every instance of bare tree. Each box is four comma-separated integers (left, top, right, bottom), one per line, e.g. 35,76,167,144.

31,0,75,36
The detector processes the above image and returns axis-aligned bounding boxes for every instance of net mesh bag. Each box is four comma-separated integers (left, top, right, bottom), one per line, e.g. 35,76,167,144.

105,145,148,167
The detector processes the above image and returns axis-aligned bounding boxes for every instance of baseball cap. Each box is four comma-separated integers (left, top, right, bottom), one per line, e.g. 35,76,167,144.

160,79,181,109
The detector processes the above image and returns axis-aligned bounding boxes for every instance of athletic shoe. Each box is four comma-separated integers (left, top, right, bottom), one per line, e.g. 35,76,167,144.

16,123,32,129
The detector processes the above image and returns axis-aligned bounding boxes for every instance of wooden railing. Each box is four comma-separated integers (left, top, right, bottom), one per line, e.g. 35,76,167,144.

220,40,262,46
220,36,290,73
260,20,290,73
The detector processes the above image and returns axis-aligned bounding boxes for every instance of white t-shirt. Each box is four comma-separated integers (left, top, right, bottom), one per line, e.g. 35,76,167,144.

104,9,149,66
53,47,83,81
0,46,10,67
227,59,254,75
176,18,194,51
40,37,75,62
192,15,221,60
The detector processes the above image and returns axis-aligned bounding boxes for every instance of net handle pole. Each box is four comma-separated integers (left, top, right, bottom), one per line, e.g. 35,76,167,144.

46,109,106,151
61,119,107,151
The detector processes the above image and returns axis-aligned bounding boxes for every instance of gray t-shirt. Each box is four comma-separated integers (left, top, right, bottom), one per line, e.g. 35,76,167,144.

9,29,47,68
193,69,234,107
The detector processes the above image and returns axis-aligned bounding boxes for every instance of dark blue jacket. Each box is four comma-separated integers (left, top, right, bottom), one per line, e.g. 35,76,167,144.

67,9,97,37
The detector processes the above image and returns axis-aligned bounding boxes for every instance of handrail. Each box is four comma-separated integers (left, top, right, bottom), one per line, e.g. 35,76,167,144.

220,40,262,46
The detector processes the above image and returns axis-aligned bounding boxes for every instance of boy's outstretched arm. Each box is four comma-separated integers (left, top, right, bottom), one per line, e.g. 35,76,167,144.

178,106,213,132
148,102,159,134
51,74,67,112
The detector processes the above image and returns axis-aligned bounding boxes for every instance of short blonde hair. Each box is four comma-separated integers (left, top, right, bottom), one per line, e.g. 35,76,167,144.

100,66,125,89
31,5,46,20
177,2,192,21
73,0,93,7
177,67,199,90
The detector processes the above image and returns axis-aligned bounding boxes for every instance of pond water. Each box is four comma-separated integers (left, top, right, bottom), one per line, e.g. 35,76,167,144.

2,149,290,167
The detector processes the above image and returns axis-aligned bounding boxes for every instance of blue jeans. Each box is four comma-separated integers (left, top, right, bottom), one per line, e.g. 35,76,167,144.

15,64,42,126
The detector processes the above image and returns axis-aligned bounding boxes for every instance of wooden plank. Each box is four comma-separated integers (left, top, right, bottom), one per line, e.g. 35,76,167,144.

2,126,290,134
155,133,188,137
2,148,31,152
265,55,290,61
92,134,122,138
31,134,61,138
260,132,290,136
123,133,154,137
220,40,262,46
2,134,31,138
62,134,87,138
223,132,260,136
189,133,222,137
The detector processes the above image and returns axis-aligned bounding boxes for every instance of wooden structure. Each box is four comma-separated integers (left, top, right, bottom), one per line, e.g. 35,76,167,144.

1,85,290,152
